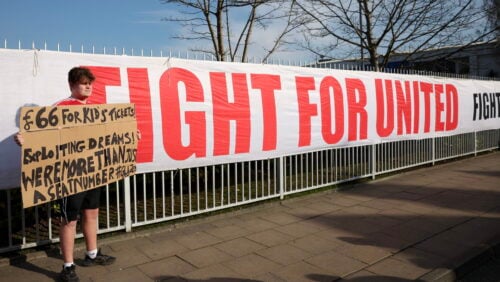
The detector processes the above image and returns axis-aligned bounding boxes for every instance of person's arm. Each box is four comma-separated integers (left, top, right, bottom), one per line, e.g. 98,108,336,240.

14,132,24,146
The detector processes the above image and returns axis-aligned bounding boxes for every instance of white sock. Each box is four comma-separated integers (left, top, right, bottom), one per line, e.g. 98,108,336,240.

87,249,98,259
63,262,74,268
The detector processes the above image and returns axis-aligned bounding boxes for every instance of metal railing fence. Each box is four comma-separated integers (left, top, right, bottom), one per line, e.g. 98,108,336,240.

1,129,498,253
2,39,499,81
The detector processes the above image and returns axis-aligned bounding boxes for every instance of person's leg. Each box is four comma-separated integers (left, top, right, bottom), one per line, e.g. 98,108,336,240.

80,187,115,266
80,188,101,252
58,194,85,265
81,208,98,252
58,194,86,282
59,218,78,264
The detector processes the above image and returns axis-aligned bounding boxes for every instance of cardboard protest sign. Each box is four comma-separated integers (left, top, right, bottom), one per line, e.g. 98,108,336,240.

19,103,138,208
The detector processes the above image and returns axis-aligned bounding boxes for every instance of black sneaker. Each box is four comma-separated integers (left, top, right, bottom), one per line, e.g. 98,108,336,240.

59,264,79,282
81,249,116,267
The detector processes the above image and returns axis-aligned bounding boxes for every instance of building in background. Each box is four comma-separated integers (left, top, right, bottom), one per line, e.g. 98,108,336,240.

315,40,499,78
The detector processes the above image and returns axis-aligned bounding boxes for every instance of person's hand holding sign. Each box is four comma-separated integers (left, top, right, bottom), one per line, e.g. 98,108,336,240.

14,132,24,146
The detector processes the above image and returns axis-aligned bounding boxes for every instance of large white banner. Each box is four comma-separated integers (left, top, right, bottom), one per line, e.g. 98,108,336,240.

1,49,499,190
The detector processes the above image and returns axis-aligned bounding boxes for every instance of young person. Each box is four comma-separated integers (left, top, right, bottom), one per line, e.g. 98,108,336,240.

15,67,116,282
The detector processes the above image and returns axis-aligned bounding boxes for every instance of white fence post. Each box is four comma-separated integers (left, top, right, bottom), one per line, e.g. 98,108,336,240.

432,137,436,165
474,131,478,156
371,144,376,179
279,156,284,200
124,176,132,232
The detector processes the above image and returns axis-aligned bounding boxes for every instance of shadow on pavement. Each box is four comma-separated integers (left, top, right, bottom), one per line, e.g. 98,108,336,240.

288,167,500,273
156,276,263,282
4,249,61,281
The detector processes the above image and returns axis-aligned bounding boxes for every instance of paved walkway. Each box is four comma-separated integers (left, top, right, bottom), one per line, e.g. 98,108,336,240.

1,152,500,282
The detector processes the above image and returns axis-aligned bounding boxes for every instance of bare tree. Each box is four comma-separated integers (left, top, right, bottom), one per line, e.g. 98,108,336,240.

484,0,499,40
293,0,496,71
160,0,302,62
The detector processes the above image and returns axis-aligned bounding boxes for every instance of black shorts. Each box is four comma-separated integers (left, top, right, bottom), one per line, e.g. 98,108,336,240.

59,187,102,222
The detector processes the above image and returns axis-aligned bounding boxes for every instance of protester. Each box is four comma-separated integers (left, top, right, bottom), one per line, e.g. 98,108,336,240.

15,67,116,282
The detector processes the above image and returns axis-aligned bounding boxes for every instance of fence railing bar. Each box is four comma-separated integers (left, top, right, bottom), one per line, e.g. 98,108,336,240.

2,129,499,253
1,40,498,80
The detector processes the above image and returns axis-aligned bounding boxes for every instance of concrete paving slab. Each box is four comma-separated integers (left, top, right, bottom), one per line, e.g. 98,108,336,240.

414,236,473,262
245,229,295,247
305,250,368,277
223,253,282,277
73,264,109,279
173,231,222,250
91,266,153,282
235,217,279,233
271,261,340,282
205,224,253,240
138,237,190,260
335,242,393,264
214,237,266,257
108,235,154,252
273,220,325,238
181,264,247,281
391,247,448,270
104,247,151,271
255,243,313,266
177,246,233,268
137,256,196,279
289,234,340,254
366,257,431,280
256,210,302,225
